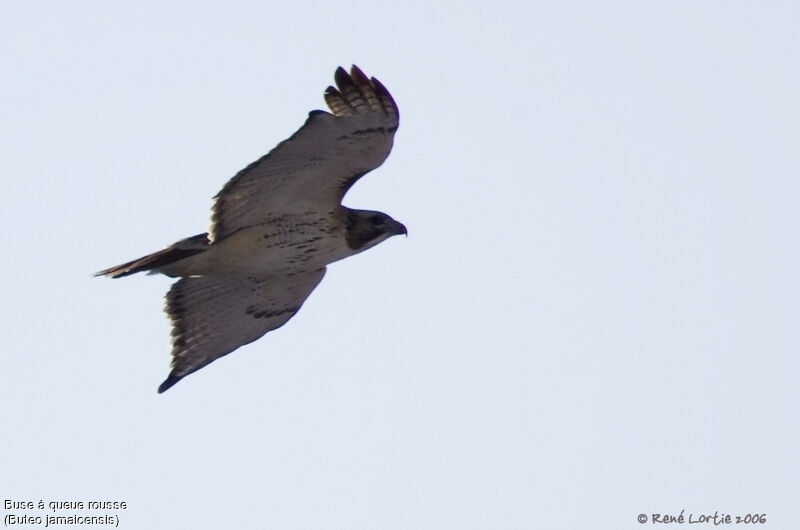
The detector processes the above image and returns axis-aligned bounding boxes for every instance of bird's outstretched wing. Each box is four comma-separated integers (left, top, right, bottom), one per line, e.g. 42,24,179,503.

158,268,326,393
210,65,399,241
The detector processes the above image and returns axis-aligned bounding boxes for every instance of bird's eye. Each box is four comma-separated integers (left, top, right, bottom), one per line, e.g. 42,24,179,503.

370,215,385,227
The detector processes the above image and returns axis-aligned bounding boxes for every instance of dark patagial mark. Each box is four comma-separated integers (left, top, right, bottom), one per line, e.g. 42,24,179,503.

337,125,397,140
245,306,297,320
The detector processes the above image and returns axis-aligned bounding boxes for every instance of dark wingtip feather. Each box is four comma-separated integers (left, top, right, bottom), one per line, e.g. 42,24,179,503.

334,66,351,89
157,373,183,393
349,64,369,85
323,65,398,120
371,76,389,97
371,76,398,117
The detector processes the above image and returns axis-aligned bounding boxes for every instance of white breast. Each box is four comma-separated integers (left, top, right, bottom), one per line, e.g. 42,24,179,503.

168,213,350,277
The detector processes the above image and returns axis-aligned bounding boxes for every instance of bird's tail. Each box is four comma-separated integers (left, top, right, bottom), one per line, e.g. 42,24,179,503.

95,233,210,279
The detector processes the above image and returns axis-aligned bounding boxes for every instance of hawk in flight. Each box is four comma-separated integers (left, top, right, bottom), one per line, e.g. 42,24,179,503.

97,66,405,393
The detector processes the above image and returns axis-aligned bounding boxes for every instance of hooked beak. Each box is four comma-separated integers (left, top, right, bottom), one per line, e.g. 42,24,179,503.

391,219,408,237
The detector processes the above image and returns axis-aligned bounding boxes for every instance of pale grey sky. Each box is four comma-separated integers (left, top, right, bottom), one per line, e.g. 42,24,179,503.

2,1,798,528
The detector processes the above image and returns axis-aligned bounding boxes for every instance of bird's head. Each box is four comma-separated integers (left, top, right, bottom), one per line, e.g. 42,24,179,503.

344,208,407,253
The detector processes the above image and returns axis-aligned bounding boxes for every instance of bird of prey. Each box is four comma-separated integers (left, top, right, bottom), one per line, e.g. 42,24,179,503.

96,66,405,393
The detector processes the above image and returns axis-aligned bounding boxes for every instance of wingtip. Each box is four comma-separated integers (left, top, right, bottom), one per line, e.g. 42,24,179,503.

349,64,368,84
334,66,350,88
370,76,398,117
157,373,183,394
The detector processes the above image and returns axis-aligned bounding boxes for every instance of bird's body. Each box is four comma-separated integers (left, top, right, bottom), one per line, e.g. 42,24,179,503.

158,212,345,278
97,66,405,393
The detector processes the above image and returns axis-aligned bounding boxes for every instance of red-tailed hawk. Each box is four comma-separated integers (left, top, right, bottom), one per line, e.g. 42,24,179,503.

97,66,405,393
